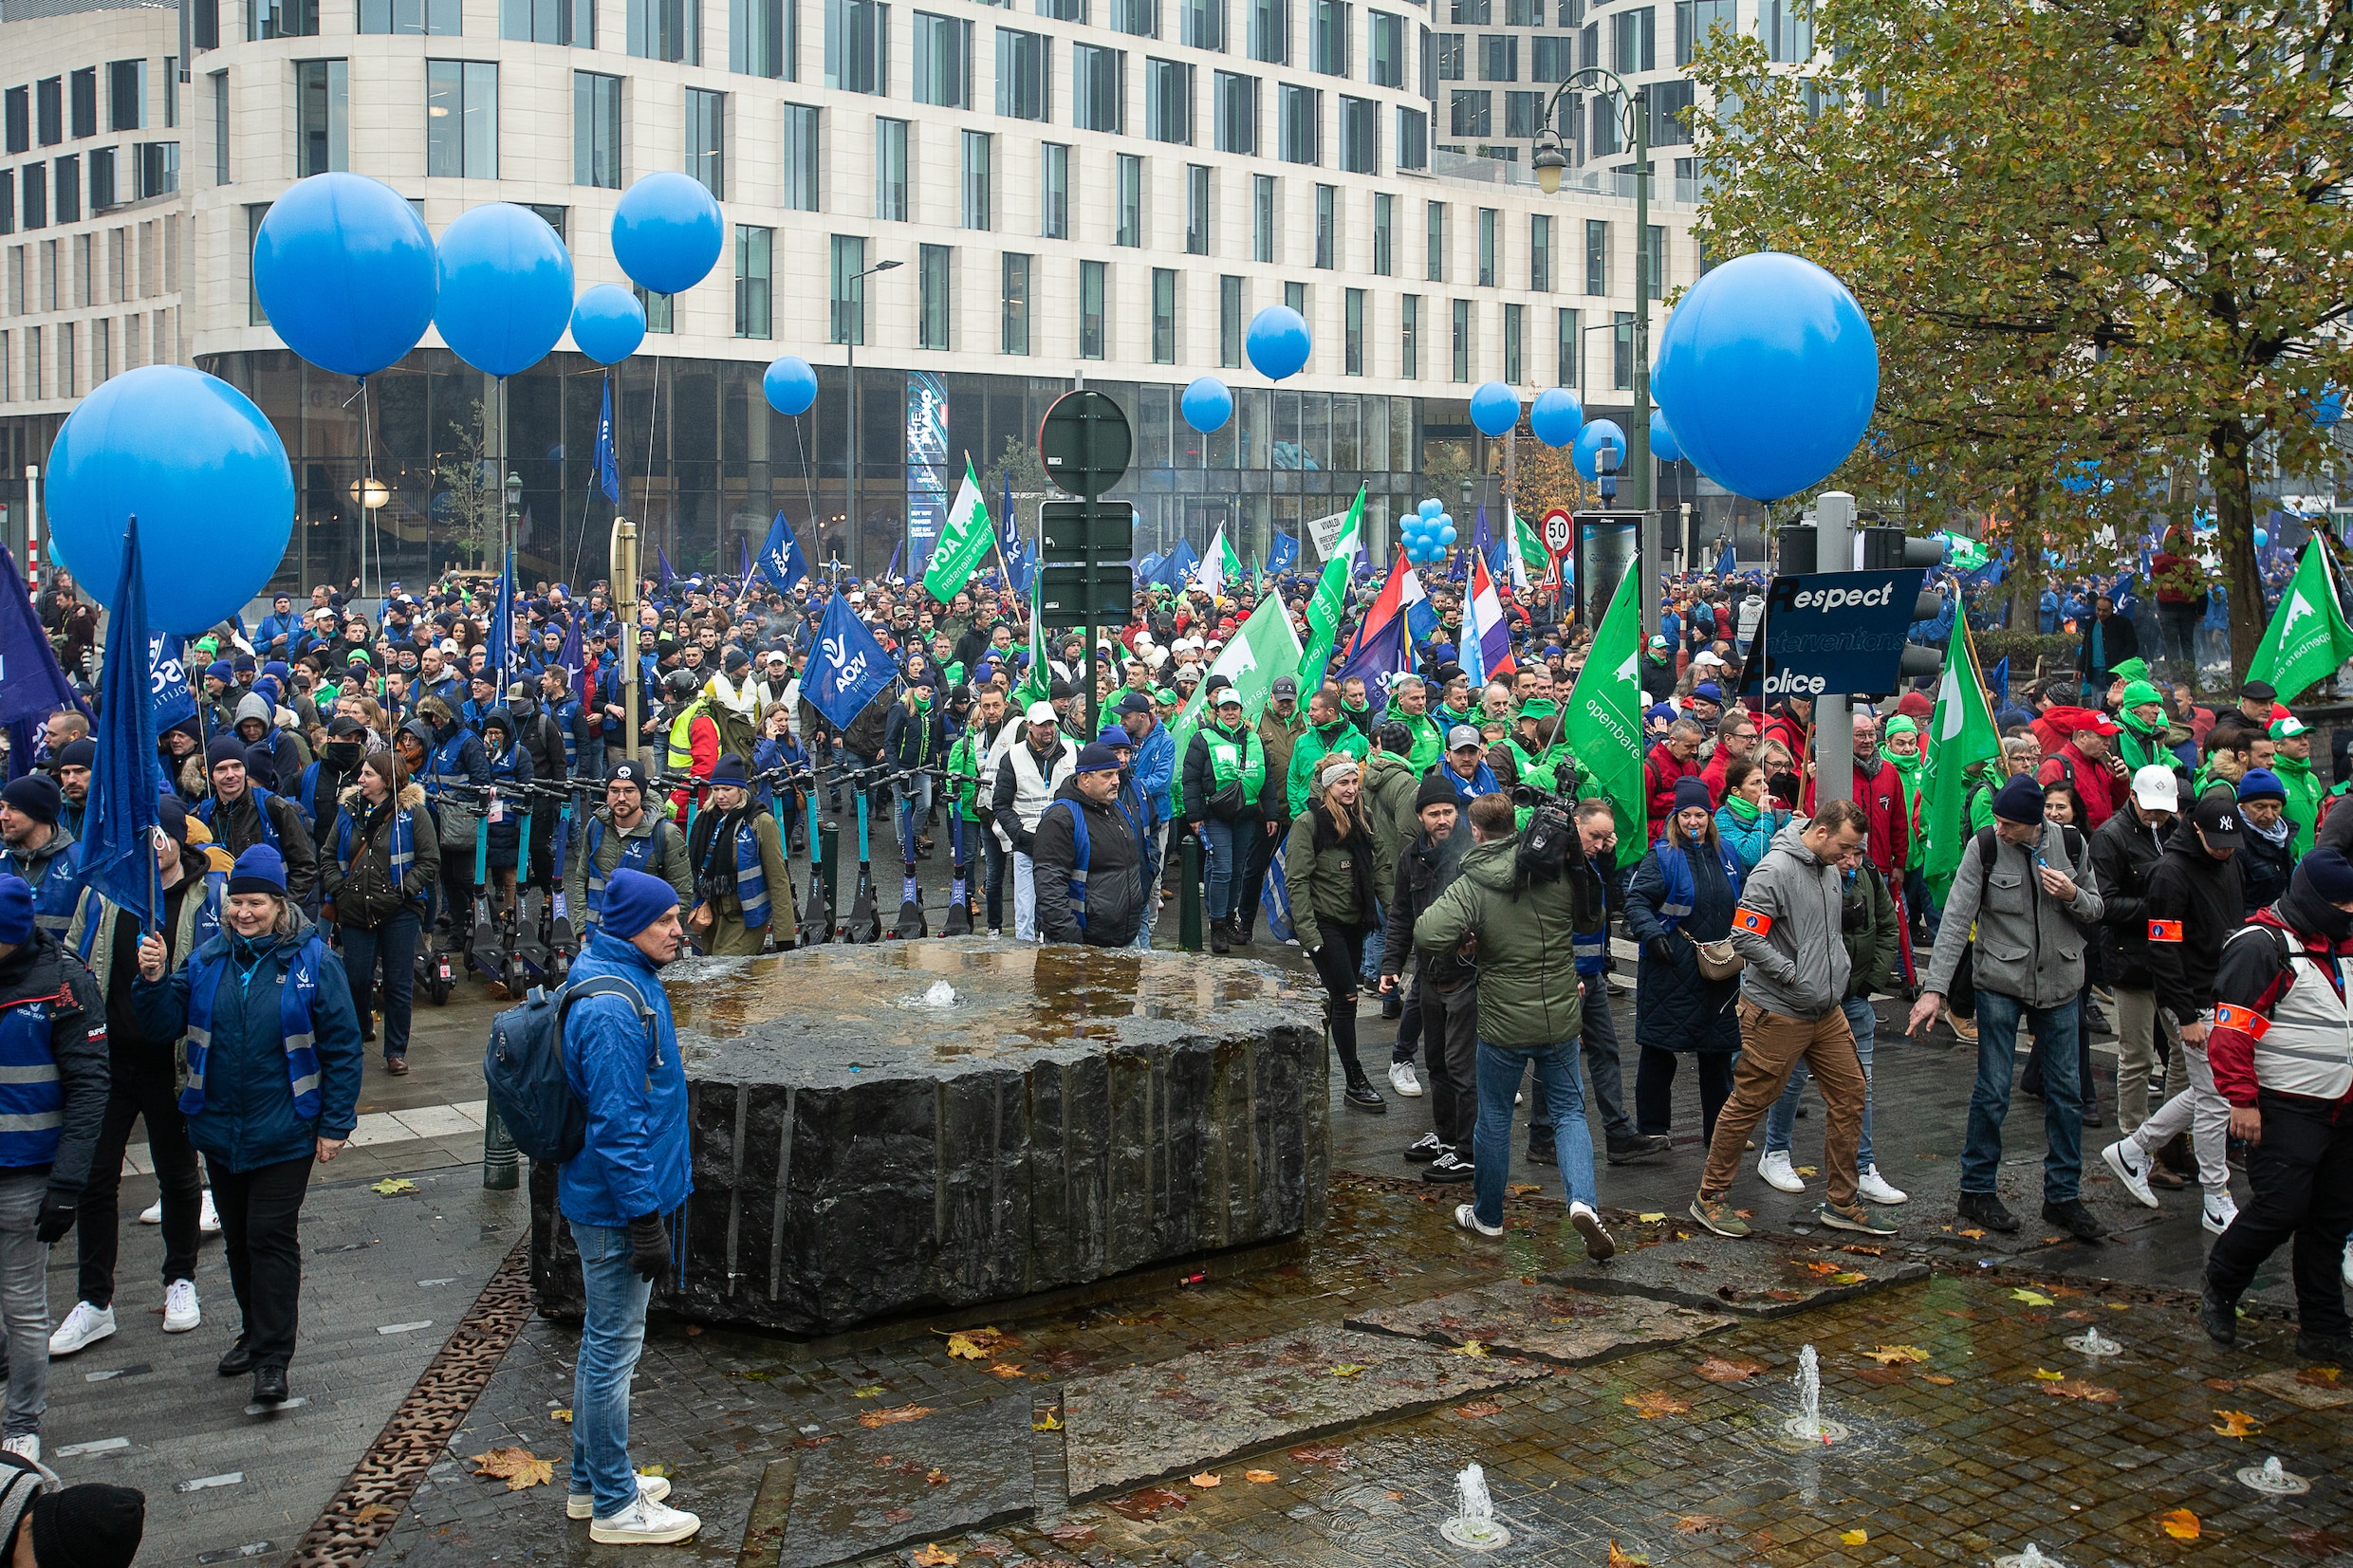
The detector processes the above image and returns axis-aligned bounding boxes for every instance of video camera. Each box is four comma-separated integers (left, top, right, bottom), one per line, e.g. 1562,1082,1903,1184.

1509,783,1580,895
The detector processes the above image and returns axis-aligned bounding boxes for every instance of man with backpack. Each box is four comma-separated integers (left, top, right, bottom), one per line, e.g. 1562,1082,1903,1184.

554,869,698,1544
564,765,694,936
1908,775,2107,1242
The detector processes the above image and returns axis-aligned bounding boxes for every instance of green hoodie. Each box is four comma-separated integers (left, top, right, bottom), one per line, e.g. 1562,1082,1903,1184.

1287,717,1370,815
2273,751,2324,858
1413,837,1586,1048
1879,717,1929,869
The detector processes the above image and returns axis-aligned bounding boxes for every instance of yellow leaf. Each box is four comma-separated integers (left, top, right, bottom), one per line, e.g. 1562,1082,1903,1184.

1329,1363,1368,1377
1245,1469,1278,1483
1921,1373,1955,1386
469,1448,554,1491
371,1178,419,1196
926,1468,950,1485
1794,1166,1819,1177
1957,1227,1987,1240
1031,1412,1063,1431
1453,1341,1490,1357
2010,1288,2055,1306
2158,1507,2199,1540
851,1385,886,1398
1622,1391,1692,1418
1830,1272,1868,1284
1606,1543,1650,1567
944,1333,991,1360
2211,1410,2261,1438
1190,1471,1222,1487
912,1545,959,1566
1675,1514,1729,1534
353,1503,399,1524
1636,1212,1667,1223
2030,1368,2066,1380
989,1363,1028,1378
857,1402,935,1429
549,1409,572,1423
1841,1529,1868,1544
1862,1345,1930,1365
638,1465,670,1478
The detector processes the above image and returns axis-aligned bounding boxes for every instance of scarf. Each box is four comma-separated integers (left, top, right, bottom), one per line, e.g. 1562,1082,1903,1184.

1723,792,1761,822
2250,812,2291,848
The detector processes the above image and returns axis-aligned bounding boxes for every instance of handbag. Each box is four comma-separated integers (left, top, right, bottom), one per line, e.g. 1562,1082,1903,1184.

1694,937,1745,982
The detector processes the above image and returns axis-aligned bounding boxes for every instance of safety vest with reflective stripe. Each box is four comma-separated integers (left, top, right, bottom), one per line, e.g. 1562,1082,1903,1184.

179,929,327,1121
2223,931,2353,1101
0,985,67,1165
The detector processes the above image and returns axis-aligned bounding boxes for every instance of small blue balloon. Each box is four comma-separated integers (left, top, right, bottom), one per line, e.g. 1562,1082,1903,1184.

1650,409,1684,465
1438,525,1457,547
764,355,818,416
1530,388,1584,449
2256,528,2271,548
1420,498,1445,519
252,173,436,378
1469,381,1521,438
1574,420,1628,481
1181,376,1234,434
1245,305,1312,381
611,171,726,297
45,365,295,635
569,284,646,365
1436,514,1454,534
434,203,575,378
2315,383,2343,431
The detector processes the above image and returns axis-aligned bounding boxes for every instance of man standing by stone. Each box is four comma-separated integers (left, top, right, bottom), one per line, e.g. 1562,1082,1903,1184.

990,702,1079,942
558,869,699,1544
1031,744,1148,949
1907,776,2107,1242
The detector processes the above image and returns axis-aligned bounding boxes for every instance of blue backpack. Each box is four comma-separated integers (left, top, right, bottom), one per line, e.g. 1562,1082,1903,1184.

483,975,657,1163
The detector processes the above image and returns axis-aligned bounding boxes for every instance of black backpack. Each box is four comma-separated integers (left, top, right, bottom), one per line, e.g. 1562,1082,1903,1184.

1948,822,2084,1021
483,975,658,1163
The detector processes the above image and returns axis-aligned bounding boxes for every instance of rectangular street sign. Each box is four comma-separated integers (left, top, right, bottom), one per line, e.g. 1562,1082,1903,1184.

1039,563,1131,620
1039,500,1136,565
1736,568,1928,699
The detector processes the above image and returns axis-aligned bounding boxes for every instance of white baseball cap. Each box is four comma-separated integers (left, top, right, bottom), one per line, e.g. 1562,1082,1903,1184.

2130,764,2180,811
1026,700,1058,725
1692,649,1727,668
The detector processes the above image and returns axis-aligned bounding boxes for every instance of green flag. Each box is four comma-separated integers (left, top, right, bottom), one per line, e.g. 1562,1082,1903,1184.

1165,593,1304,818
2248,539,2353,701
1299,485,1364,692
1010,574,1051,712
1510,510,1547,593
921,458,994,602
1562,559,1645,848
1921,626,2002,900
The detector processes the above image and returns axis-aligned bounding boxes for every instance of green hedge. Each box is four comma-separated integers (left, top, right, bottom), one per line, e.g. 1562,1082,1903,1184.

1971,629,2080,678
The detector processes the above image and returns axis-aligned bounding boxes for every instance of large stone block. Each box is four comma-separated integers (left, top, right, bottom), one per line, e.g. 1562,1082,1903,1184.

530,939,1328,1336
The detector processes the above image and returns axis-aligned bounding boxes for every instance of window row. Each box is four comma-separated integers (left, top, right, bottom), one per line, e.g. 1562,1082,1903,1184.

0,146,181,235
3,227,182,321
3,61,178,156
0,311,177,404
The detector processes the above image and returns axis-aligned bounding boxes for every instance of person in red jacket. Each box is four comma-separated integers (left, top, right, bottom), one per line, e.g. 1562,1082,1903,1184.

2199,847,2353,1363
2039,710,2126,830
1700,710,1760,803
1801,710,1911,883
1643,719,1707,843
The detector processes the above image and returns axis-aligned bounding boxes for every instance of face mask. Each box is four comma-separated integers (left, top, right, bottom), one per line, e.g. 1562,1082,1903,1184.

328,741,363,768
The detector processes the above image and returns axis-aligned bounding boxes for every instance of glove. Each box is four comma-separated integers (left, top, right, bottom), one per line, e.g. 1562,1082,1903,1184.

36,1191,76,1245
1646,935,1678,964
627,1213,672,1282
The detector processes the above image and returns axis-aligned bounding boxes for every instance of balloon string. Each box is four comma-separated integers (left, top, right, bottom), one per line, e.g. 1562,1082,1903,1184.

641,351,659,562
790,412,817,564
569,368,601,592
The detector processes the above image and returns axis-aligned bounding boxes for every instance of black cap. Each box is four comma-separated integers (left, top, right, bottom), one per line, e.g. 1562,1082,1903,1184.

608,762,647,791
2193,791,2244,848
2240,678,2277,702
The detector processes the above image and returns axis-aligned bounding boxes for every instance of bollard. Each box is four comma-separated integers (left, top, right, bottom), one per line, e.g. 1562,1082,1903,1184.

482,1105,519,1190
821,821,841,916
1178,830,1204,952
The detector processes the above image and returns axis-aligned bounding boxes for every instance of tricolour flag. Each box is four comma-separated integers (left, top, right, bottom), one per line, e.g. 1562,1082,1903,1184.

1463,551,1515,690
922,458,995,602
1562,556,1645,844
1921,626,2002,901
1298,485,1364,692
2247,537,2353,701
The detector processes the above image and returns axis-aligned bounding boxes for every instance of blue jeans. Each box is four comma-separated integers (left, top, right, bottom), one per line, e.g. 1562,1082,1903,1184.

1473,1039,1599,1228
893,777,933,866
1964,990,2083,1202
339,910,418,1060
1200,818,1242,920
568,1220,655,1518
1764,996,1877,1169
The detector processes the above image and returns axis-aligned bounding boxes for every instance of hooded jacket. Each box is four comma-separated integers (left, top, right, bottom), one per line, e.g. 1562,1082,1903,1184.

1284,796,1378,953
1413,836,1587,1048
198,786,318,906
2089,802,2168,988
1030,779,1147,947
1287,718,1369,816
1360,750,1421,899
1380,823,1473,988
1919,820,2105,1010
558,929,692,1227
1727,821,1852,1020
321,781,442,929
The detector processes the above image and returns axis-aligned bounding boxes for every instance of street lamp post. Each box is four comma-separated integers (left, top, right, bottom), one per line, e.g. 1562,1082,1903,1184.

843,258,902,580
1531,67,1662,641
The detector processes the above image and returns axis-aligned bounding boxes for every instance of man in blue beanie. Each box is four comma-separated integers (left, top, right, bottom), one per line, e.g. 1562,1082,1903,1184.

557,868,699,1544
0,776,81,941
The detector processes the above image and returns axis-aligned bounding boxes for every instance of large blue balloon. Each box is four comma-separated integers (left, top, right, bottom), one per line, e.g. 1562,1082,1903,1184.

1574,419,1627,481
612,172,725,297
764,355,817,416
1246,306,1311,380
1530,388,1584,449
1650,409,1683,465
434,204,575,378
252,173,435,378
1652,251,1879,501
1469,381,1521,438
2316,383,2344,431
1182,377,1234,434
569,284,646,365
45,366,294,635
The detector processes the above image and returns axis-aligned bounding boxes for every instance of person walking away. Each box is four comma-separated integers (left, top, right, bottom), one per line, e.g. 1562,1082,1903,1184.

565,765,695,938
685,755,794,955
1627,779,1745,1149
0,778,83,942
1415,793,1615,1259
1906,776,2106,1241
1181,686,1265,955
54,801,221,1359
1689,802,1897,1239
1236,675,1306,944
2197,848,2353,1362
411,699,488,933
1287,756,1385,1114
2100,791,2245,1234
990,703,1079,942
1755,832,1908,1206
0,875,109,1458
2233,769,2295,914
554,870,701,1543
322,750,440,1075
131,846,362,1407
2090,766,2185,1148
1380,773,1474,1179
1031,744,1148,948
1358,725,1420,1032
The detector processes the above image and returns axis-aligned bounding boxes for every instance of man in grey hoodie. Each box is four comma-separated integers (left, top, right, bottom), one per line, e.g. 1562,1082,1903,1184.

1691,801,1896,1238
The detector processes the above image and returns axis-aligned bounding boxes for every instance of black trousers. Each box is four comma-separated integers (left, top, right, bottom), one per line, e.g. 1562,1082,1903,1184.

1635,1047,1737,1144
77,1051,203,1309
211,1154,315,1369
2206,1090,2353,1337
1417,975,1479,1149
1237,816,1288,932
1307,924,1371,1077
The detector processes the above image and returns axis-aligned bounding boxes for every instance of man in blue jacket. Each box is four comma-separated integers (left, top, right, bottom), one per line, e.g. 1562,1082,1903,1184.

557,869,699,1545
1115,693,1175,938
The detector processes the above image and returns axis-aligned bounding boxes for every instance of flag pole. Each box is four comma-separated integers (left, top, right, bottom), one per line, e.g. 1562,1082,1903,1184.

968,449,1021,595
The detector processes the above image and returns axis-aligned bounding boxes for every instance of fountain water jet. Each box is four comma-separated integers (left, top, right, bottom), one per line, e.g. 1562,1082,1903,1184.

1992,1546,2066,1568
2237,1455,2311,1496
2063,1326,2121,1356
1437,1463,1511,1551
1781,1345,1850,1445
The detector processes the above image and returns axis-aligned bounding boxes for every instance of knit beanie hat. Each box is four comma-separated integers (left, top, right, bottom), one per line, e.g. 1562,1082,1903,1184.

156,794,190,847
2120,679,2166,712
2236,767,2288,805
52,738,96,771
227,844,288,897
206,735,248,774
1414,770,1459,813
2296,847,2353,906
1992,774,2047,823
0,876,32,946
30,1483,146,1568
1673,775,1714,816
599,868,678,939
0,775,60,826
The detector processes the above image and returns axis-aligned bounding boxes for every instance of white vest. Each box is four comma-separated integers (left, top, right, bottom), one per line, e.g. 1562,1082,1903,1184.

2227,930,2353,1101
995,739,1075,849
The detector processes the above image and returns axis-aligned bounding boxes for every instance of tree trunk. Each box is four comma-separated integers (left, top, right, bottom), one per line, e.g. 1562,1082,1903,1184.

2210,418,2266,677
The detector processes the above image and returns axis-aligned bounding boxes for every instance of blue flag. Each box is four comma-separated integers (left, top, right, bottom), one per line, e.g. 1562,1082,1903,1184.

1267,531,1301,576
0,544,82,729
884,541,904,584
1336,602,1414,720
1989,655,2010,712
148,632,196,735
1716,539,1738,579
594,377,622,507
756,511,810,596
85,518,163,932
557,613,587,706
656,546,676,590
806,592,896,730
737,532,753,586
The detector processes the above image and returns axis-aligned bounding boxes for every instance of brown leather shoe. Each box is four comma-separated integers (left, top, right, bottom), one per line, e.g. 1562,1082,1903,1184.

2147,1164,2186,1190
384,1057,411,1076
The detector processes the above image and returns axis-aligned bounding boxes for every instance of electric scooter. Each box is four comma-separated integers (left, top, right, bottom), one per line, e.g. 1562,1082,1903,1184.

842,764,882,943
888,765,930,940
800,779,832,941
941,799,974,937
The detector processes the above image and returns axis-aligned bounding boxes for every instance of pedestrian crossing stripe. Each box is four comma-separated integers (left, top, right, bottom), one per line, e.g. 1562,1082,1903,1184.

2147,919,2183,942
1732,908,1771,935
2214,1003,2269,1038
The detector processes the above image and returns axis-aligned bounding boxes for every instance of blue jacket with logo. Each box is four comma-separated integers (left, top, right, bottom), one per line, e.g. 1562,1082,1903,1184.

558,930,692,1228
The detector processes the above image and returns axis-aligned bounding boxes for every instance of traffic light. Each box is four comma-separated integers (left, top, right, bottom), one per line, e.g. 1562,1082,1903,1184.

1777,524,1817,575
1862,526,1949,683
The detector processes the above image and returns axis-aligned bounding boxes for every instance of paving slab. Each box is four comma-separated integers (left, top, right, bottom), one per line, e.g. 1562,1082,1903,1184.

775,1393,1037,1568
1344,1279,1734,1366
1541,1232,1929,1317
1060,1322,1549,1500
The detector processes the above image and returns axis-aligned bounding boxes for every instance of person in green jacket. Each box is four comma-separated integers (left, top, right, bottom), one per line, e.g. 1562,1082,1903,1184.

1415,791,1614,1260
1285,755,1385,1114
2270,714,2325,857
2113,679,2181,777
1502,699,1581,798
1181,684,1266,951
1287,687,1371,816
1389,676,1448,774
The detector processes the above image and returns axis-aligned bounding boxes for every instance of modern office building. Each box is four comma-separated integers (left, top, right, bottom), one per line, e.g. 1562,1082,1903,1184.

0,0,1737,593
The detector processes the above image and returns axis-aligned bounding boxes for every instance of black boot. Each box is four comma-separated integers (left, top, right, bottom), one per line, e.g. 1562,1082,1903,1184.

217,1339,254,1377
2295,1330,2353,1364
1210,918,1232,955
2200,1284,2238,1345
1956,1190,2020,1232
252,1363,288,1404
1343,1068,1387,1114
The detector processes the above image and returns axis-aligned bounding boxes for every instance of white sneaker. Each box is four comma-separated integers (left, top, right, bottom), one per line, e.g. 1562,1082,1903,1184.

199,1190,221,1235
1453,1203,1505,1239
163,1280,200,1334
2203,1191,2239,1236
1387,1061,1422,1098
2344,1241,2352,1289
138,1200,162,1226
2101,1140,2158,1209
568,1473,673,1521
1756,1150,1806,1193
47,1301,115,1357
1568,1202,1616,1262
1,1436,37,1464
587,1493,701,1544
1856,1166,1910,1206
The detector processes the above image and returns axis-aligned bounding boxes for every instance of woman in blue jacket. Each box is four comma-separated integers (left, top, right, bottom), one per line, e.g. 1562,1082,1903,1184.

1625,776,1745,1146
133,844,363,1408
477,707,535,914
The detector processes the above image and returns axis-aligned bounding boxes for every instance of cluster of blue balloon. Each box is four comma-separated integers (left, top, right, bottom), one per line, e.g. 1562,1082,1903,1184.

1399,500,1457,563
